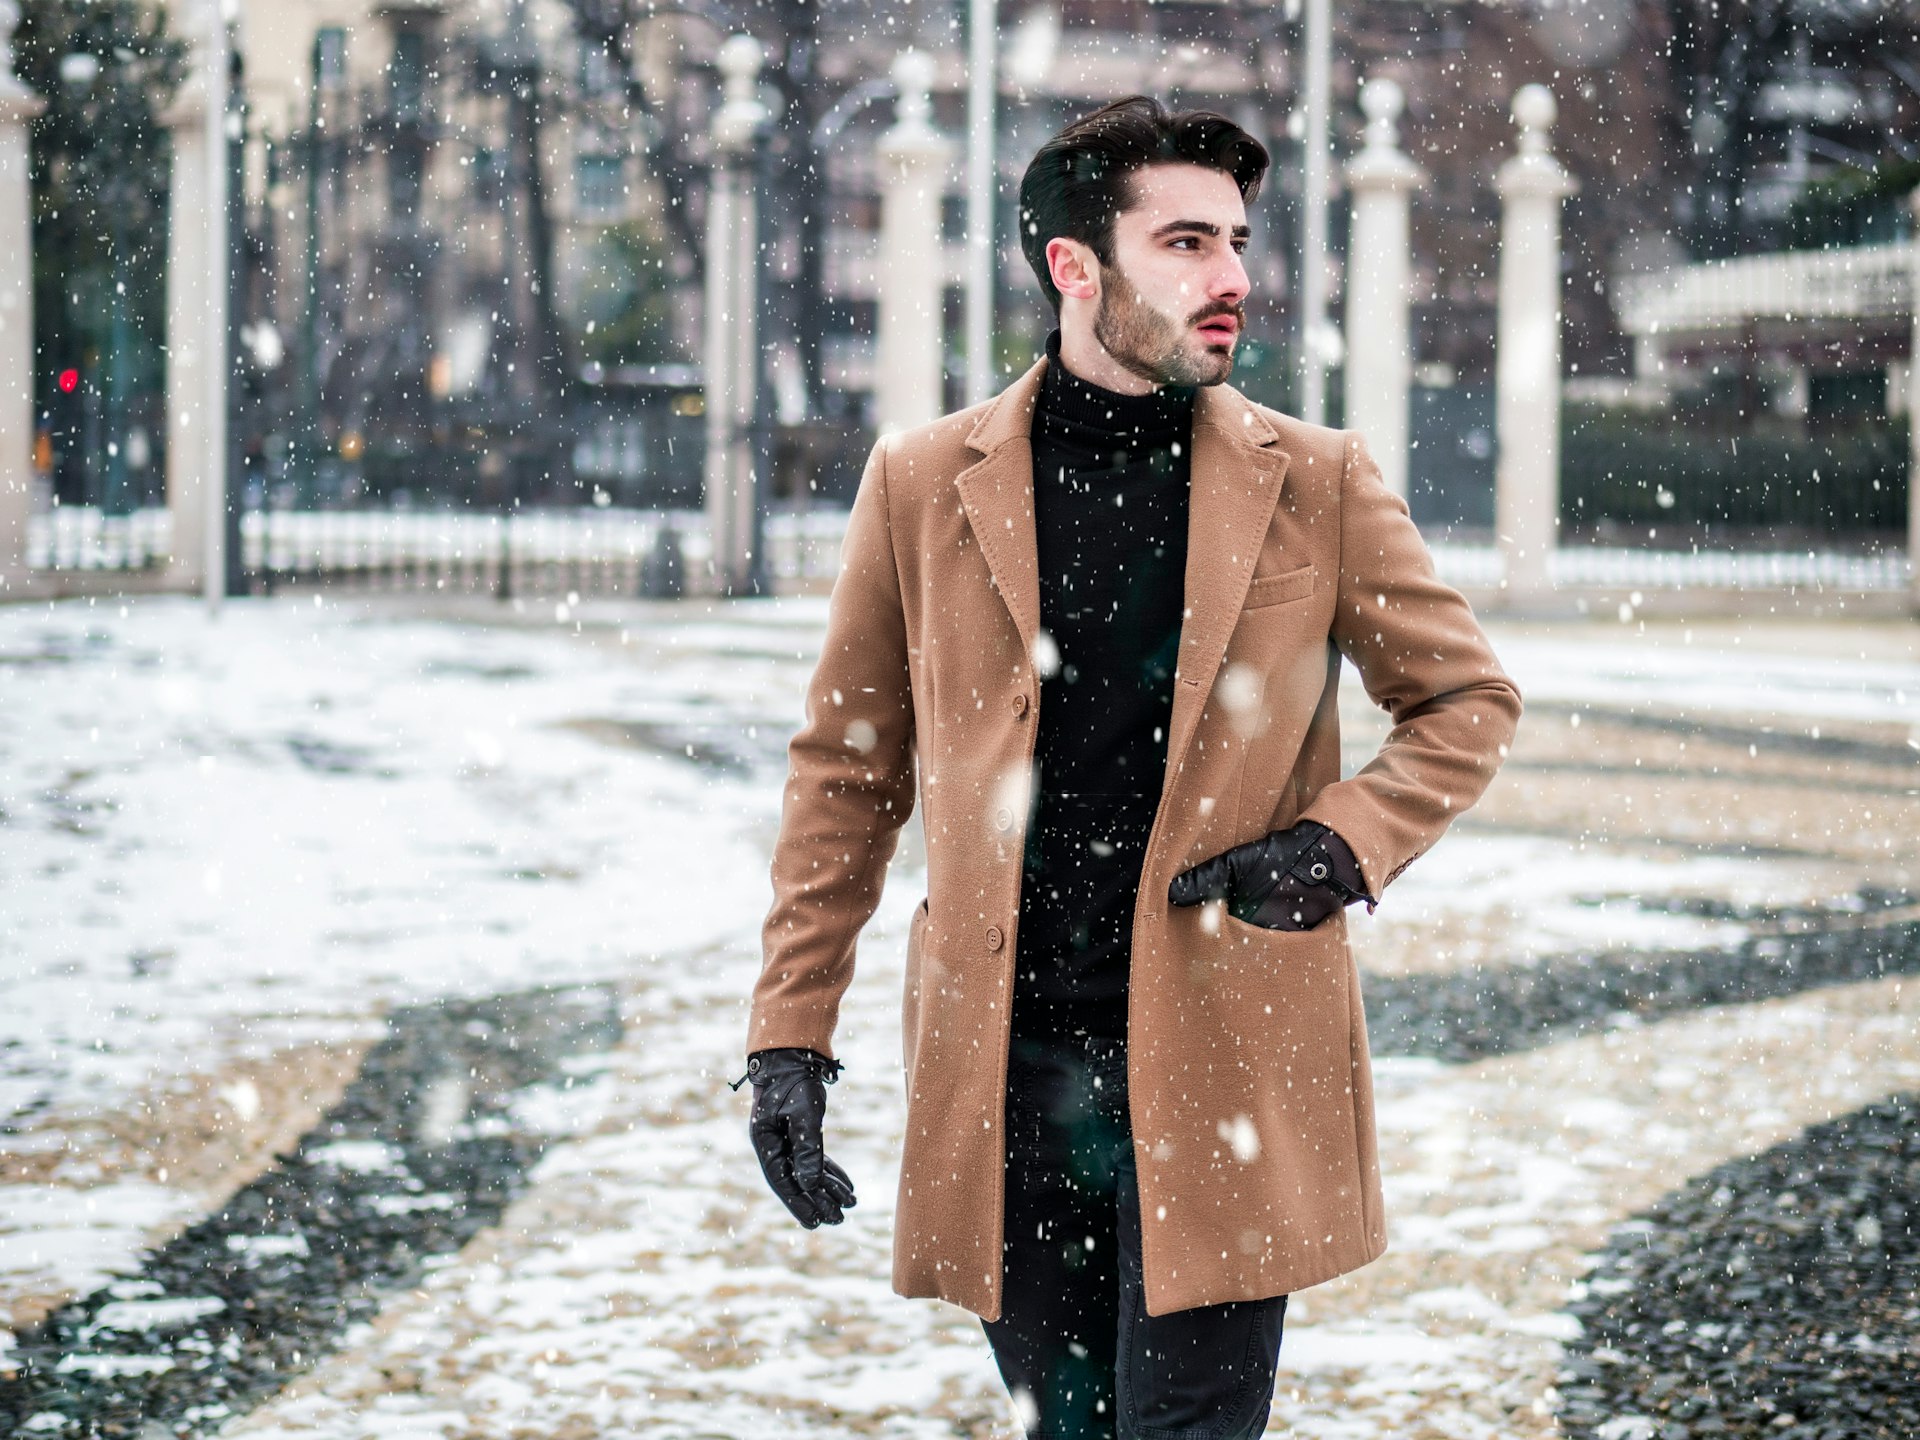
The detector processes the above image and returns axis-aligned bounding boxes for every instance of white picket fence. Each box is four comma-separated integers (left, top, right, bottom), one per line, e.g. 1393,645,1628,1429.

22,506,173,572
21,503,1916,595
1422,539,1913,592
23,505,851,595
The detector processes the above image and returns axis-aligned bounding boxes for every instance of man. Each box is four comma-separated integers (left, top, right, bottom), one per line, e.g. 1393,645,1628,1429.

734,96,1523,1438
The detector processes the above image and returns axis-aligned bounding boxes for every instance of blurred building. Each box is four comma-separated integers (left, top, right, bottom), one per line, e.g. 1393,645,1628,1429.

230,0,651,505
216,0,1916,517
1604,9,1917,431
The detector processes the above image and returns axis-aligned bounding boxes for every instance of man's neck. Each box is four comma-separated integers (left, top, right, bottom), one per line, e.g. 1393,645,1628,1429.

1039,329,1192,449
1055,323,1161,396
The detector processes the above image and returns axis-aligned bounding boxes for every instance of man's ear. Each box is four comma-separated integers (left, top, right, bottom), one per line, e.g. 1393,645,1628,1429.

1045,237,1100,303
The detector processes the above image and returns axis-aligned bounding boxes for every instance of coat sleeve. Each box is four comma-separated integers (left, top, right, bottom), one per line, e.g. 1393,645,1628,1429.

746,438,917,1062
1293,429,1522,902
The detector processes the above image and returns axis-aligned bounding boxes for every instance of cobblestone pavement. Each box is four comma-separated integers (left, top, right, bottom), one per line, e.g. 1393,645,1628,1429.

3,601,1915,1438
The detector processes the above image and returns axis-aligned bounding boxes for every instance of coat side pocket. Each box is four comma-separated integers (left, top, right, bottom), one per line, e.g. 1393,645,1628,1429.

902,897,931,1086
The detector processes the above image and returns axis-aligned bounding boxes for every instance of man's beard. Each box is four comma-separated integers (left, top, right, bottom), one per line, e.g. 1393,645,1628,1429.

1092,259,1241,388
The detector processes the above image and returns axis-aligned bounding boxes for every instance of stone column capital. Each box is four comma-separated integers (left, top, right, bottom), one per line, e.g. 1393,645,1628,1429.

1495,84,1577,201
712,35,766,159
1345,75,1424,195
880,50,954,187
880,128,954,172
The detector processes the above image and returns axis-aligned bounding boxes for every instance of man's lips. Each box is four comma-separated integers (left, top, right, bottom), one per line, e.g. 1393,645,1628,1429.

1196,317,1240,340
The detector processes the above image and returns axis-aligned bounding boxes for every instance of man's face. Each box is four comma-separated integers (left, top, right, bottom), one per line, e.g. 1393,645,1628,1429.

1091,162,1252,387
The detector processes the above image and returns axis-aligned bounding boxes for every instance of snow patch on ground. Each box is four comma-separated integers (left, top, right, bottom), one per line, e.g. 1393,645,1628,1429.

1346,830,1805,967
0,1183,201,1312
1490,628,1920,727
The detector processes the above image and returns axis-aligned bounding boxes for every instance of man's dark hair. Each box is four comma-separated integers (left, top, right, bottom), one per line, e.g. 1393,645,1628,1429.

1017,95,1270,313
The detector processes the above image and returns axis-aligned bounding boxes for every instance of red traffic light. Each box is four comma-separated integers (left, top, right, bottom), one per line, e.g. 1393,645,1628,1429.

57,368,79,393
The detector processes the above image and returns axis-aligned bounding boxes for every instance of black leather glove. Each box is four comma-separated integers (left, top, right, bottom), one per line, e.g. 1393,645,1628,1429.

1167,819,1376,932
729,1047,858,1229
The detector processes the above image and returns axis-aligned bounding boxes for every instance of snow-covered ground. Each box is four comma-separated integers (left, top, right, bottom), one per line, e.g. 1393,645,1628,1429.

3,593,1916,1435
0,596,808,1317
0,597,797,1124
1486,623,1918,726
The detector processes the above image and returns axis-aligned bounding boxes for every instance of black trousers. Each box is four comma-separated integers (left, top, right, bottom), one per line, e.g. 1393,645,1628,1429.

980,1032,1288,1440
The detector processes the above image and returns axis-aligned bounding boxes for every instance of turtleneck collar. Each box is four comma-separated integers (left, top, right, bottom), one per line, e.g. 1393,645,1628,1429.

1038,328,1195,448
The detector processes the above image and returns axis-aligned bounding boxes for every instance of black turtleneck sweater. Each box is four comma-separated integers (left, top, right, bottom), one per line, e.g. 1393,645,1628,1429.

1012,330,1196,1044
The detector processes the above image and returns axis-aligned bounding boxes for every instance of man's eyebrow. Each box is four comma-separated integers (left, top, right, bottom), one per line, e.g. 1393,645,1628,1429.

1149,219,1254,240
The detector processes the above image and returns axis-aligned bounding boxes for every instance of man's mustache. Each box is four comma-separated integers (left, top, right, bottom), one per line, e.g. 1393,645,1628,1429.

1190,303,1244,327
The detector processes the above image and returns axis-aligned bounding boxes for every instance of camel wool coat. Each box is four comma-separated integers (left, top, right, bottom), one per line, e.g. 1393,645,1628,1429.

747,354,1523,1322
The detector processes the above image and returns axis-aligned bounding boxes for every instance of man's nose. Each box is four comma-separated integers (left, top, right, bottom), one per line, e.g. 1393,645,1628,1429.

1211,250,1250,305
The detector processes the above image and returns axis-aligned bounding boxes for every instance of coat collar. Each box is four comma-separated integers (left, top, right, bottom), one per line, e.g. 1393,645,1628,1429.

963,352,1282,456
952,350,1294,798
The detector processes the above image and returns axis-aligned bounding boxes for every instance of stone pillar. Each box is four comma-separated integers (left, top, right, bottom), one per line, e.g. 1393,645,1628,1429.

702,35,765,598
0,1,44,596
1908,187,1920,613
163,0,230,604
1341,76,1424,500
1492,84,1577,606
876,50,954,437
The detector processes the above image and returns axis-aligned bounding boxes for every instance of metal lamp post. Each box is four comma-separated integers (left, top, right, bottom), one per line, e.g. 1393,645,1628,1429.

162,0,231,612
963,0,997,406
702,35,768,599
1297,0,1332,425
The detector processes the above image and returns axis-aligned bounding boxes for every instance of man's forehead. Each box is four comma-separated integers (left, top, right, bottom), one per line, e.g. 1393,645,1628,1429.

1118,163,1247,226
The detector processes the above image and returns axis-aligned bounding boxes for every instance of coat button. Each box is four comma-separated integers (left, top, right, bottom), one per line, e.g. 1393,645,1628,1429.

995,807,1013,831
985,925,1004,951
1011,691,1029,717
1308,860,1329,881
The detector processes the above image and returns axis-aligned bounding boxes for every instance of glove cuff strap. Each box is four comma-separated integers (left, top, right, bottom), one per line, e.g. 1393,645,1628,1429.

808,1053,845,1085
731,1049,847,1091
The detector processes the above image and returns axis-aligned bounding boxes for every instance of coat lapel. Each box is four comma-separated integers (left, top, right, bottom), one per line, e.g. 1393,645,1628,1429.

952,357,1050,661
952,358,1293,777
1164,384,1292,779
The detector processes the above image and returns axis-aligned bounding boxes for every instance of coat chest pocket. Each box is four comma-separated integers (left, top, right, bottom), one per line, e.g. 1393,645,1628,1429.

1241,561,1317,610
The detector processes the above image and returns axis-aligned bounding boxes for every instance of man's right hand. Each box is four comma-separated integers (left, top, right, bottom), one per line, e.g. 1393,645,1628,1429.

739,1047,858,1229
